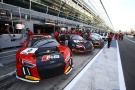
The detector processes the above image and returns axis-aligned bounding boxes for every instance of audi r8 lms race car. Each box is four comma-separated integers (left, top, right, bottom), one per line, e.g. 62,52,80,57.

58,34,94,53
16,35,73,82
87,33,104,48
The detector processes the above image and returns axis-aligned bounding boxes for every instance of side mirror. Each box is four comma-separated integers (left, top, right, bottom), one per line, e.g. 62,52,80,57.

20,42,24,45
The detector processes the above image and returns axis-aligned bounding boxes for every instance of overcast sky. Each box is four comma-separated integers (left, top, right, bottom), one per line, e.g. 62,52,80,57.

101,0,135,31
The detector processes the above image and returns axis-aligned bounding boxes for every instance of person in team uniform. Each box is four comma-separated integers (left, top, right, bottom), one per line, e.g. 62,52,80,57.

114,33,119,40
54,30,59,39
119,33,124,40
26,28,33,38
107,32,114,48
86,30,91,40
78,29,82,36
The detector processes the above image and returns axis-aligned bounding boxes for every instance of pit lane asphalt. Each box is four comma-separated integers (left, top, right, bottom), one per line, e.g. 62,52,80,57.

118,36,135,90
5,48,101,90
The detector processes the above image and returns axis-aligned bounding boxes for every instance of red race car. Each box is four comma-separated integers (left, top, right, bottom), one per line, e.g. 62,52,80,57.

16,35,74,82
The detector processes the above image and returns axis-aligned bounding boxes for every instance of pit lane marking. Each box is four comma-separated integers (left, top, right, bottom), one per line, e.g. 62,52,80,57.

0,54,16,59
125,37,135,44
0,71,15,79
0,50,17,54
116,40,126,90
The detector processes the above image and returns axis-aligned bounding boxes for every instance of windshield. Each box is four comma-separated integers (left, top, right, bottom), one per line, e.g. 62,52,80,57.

28,38,59,48
91,35,101,40
71,35,84,40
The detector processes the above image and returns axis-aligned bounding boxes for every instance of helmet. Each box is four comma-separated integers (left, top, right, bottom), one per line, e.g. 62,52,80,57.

26,28,29,31
61,28,66,31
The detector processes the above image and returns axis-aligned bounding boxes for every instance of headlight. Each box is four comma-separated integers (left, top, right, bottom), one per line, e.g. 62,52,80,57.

93,40,99,43
76,45,83,48
73,40,79,43
22,60,36,68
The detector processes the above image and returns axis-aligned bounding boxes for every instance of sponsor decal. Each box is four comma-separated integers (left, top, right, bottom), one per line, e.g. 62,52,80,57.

42,55,60,61
21,48,38,54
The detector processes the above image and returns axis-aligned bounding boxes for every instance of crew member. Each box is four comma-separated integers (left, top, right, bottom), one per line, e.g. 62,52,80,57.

86,30,91,40
54,30,59,39
114,33,119,40
78,29,82,36
26,28,33,38
69,29,76,34
119,33,124,40
107,32,113,48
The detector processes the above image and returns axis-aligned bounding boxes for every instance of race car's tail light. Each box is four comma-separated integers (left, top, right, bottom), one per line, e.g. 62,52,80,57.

22,60,36,68
25,75,40,81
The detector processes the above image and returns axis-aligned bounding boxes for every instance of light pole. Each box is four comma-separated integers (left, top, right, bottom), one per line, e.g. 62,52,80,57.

29,0,31,21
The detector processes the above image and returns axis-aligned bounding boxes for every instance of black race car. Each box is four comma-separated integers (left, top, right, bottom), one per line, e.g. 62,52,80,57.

58,34,94,53
87,33,104,48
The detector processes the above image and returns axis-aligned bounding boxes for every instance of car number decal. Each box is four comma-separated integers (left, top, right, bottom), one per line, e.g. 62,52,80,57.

42,55,60,61
21,48,38,54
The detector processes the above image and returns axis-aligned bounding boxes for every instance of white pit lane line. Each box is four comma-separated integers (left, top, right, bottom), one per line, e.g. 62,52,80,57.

0,50,18,54
0,71,15,79
125,37,135,44
116,40,126,90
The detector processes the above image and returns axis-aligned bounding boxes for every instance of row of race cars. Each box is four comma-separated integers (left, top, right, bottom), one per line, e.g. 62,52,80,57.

16,32,106,82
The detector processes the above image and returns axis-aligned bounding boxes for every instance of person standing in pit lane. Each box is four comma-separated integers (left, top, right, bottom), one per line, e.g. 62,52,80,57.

119,33,124,40
107,32,114,48
26,28,33,38
86,30,91,40
114,33,119,40
78,29,82,36
54,29,59,40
